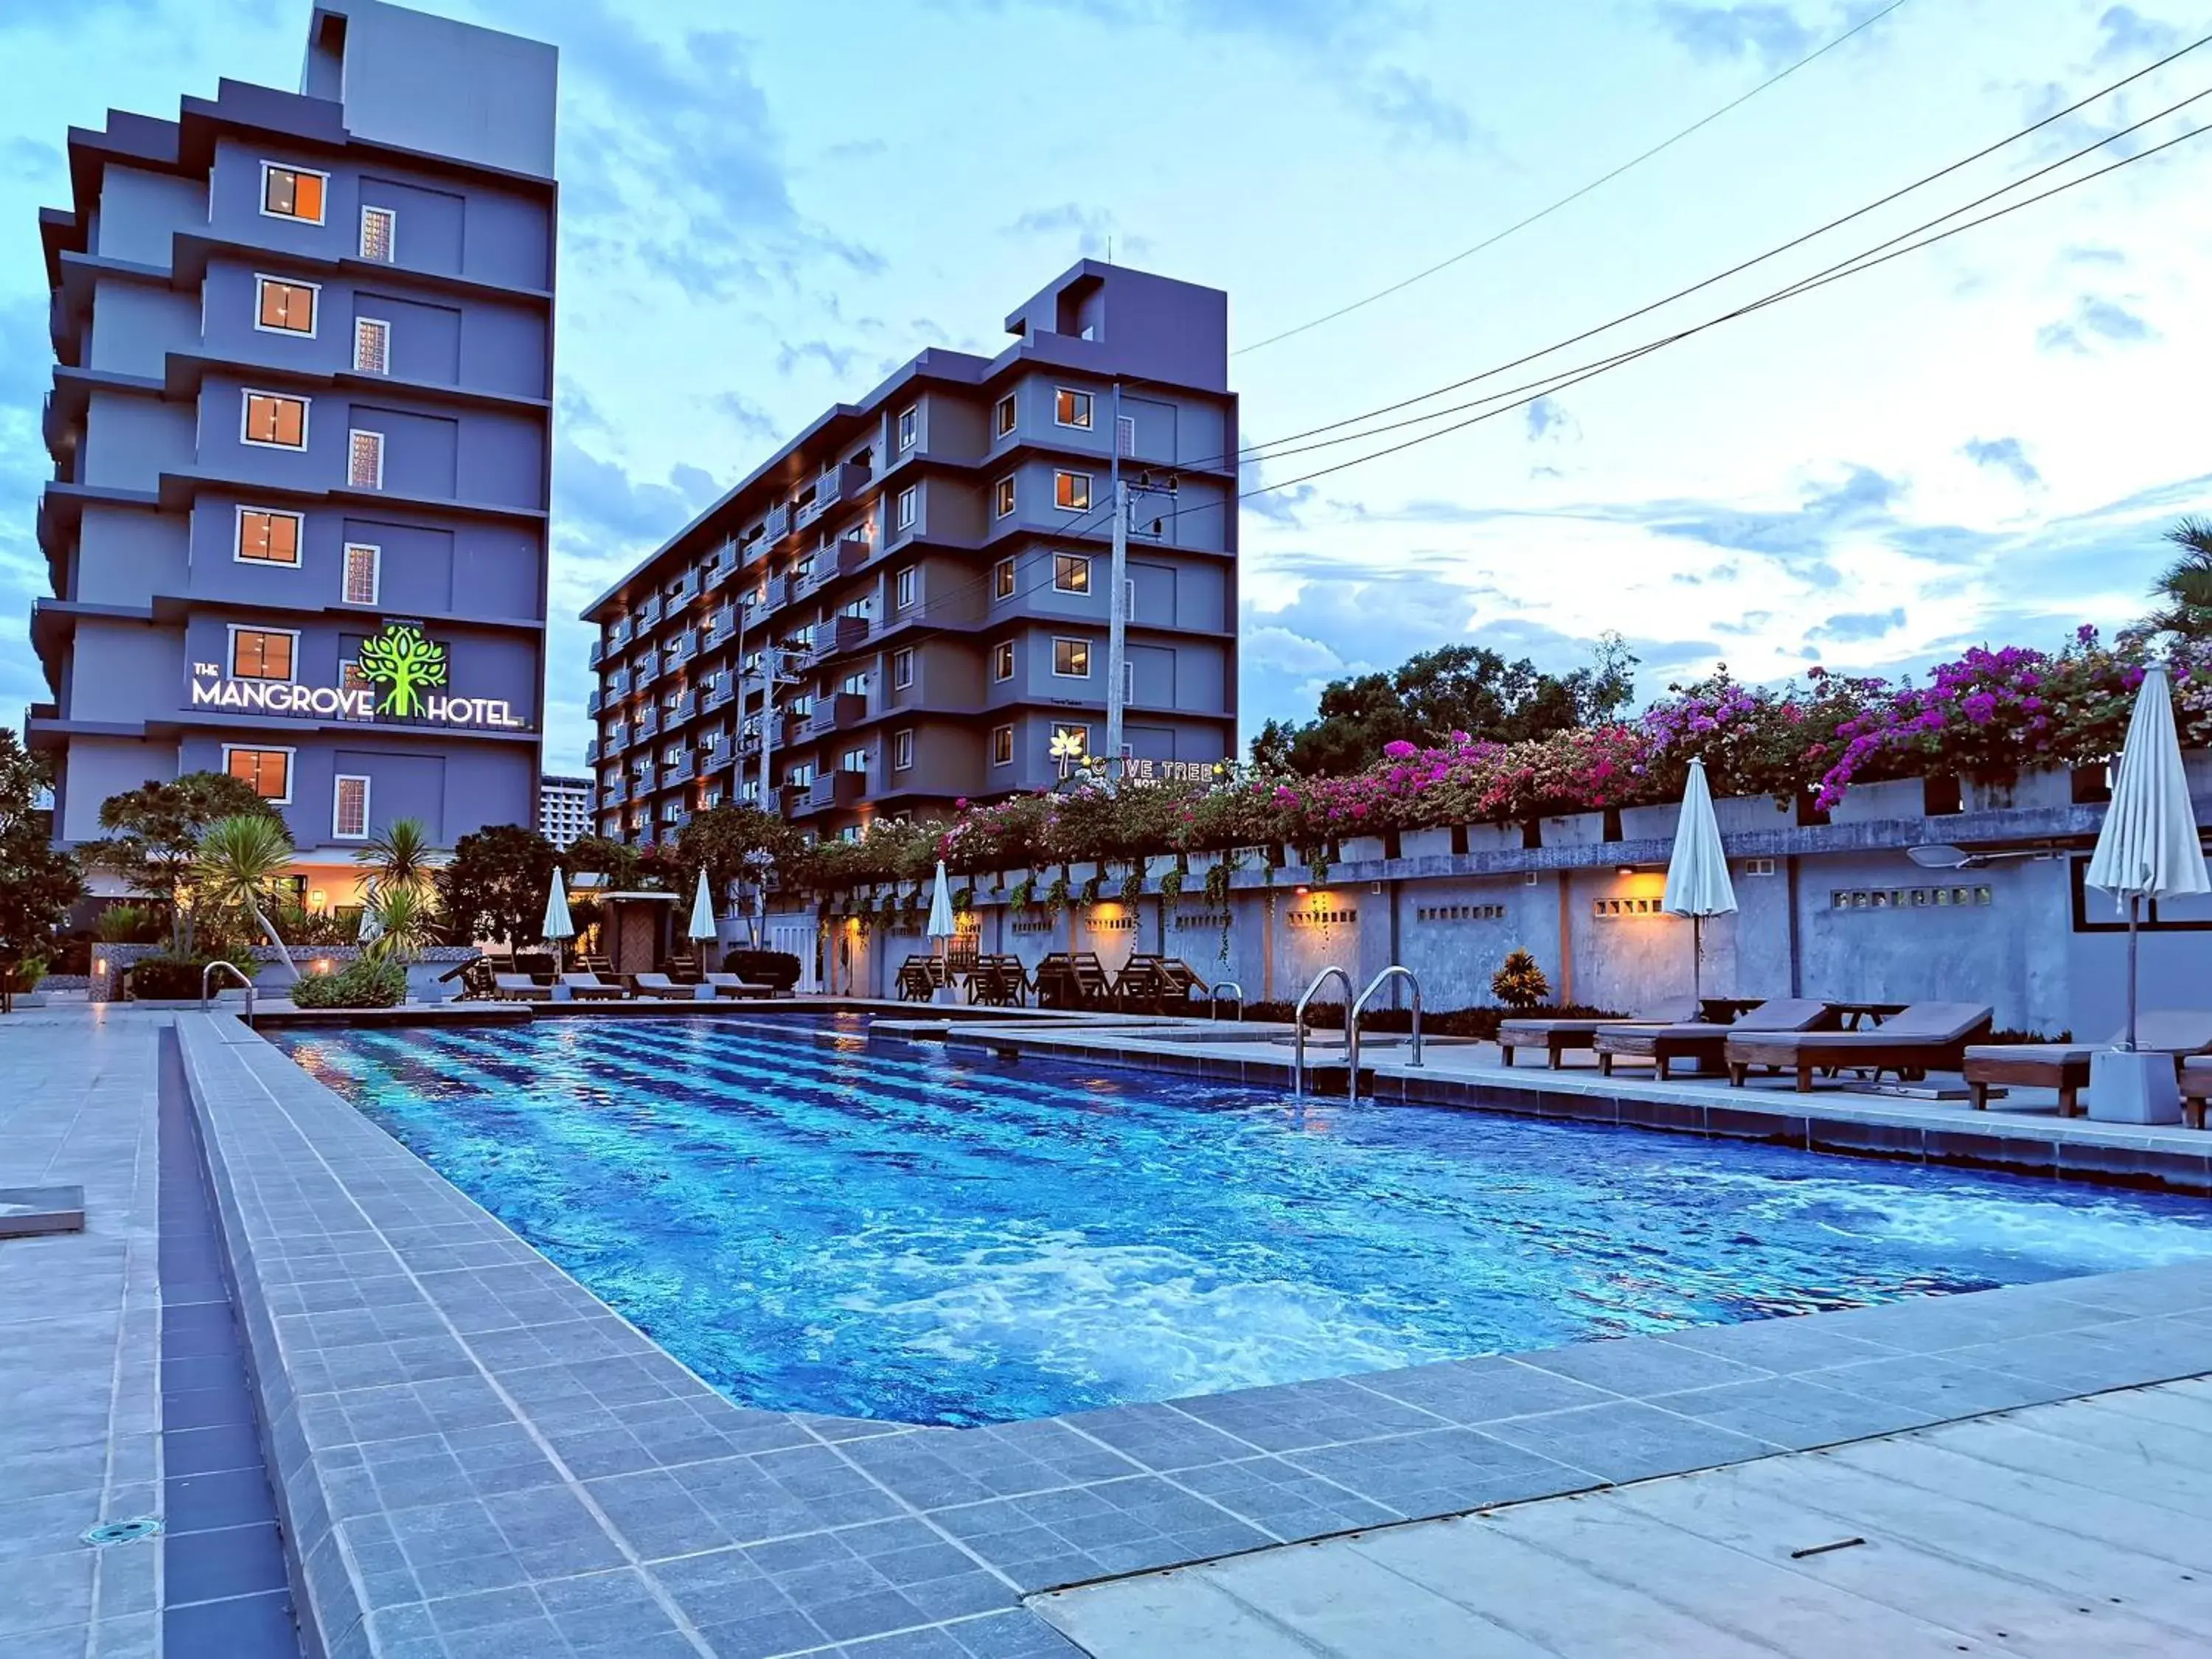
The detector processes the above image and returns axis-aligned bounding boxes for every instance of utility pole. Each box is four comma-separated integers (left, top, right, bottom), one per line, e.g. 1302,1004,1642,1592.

1105,381,1127,779
747,641,799,947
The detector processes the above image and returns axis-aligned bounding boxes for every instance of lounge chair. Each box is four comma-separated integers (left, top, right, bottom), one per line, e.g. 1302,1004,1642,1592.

1725,1001,1994,1092
1964,1012,2212,1115
1498,999,1697,1068
970,956,1029,1007
1594,999,1834,1080
703,973,775,1000
492,973,550,1003
633,972,711,1001
2180,1058,2212,1129
895,955,947,1001
560,971,626,1001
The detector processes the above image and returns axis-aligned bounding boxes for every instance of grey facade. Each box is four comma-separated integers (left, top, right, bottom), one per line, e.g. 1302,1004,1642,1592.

580,262,1239,844
26,0,556,903
538,771,593,849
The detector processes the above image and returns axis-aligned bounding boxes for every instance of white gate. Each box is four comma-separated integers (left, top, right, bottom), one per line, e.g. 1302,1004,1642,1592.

769,920,819,992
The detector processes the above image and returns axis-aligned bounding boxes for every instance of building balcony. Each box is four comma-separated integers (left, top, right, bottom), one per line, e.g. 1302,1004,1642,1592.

703,681,735,714
764,504,793,545
806,691,868,739
804,771,866,812
636,594,664,629
799,534,869,599
588,638,611,669
664,753,697,786
585,737,601,765
662,808,692,832
701,741,733,775
704,548,740,591
586,689,604,717
668,571,700,608
606,666,633,697
737,730,763,759
669,689,698,724
637,707,661,740
665,633,695,668
635,655,662,690
631,762,658,793
799,461,871,528
602,776,628,804
804,613,870,667
742,576,791,630
703,606,737,650
608,616,634,648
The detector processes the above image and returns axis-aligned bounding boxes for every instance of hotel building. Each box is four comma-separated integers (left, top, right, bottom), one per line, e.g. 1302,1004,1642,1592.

25,0,556,908
580,261,1238,844
537,772,593,849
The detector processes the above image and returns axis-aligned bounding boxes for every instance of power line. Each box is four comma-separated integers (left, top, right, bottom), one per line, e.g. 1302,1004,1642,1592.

1235,0,1915,356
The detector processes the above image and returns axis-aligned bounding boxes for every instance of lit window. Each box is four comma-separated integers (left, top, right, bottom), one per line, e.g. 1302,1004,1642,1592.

243,391,307,449
261,163,327,224
896,406,917,452
992,641,1015,682
994,476,1015,518
1054,470,1091,512
894,567,917,611
990,724,1013,767
893,728,914,771
347,429,384,489
230,627,296,681
236,509,302,566
359,205,395,261
341,543,380,605
340,661,374,719
994,393,1016,437
225,746,292,802
1054,388,1093,429
333,774,370,840
892,647,914,689
841,747,868,774
1053,637,1091,678
894,486,917,530
839,672,867,696
255,276,317,335
353,317,389,375
992,558,1015,600
1054,554,1091,594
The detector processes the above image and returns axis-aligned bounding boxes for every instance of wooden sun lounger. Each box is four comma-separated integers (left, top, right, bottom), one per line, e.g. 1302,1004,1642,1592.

2180,1057,2212,1129
1499,1000,1697,1068
1116,954,1210,1014
1594,999,1834,1080
493,973,550,1002
702,973,775,999
633,972,710,1001
1725,1001,1994,1092
896,956,947,1001
970,956,1029,1006
1964,1011,2212,1115
560,971,627,1001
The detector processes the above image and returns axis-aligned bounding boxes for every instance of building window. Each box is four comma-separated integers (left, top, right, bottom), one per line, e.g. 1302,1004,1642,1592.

1053,637,1091,678
260,163,327,224
353,317,390,375
333,774,371,840
359,204,395,261
994,393,1016,437
893,728,914,771
992,557,1015,600
894,567,917,611
786,762,815,787
1054,554,1091,594
341,661,374,720
841,747,868,775
892,647,914,689
992,641,1015,682
1117,414,1136,456
229,627,297,681
225,746,293,803
1052,724,1091,762
896,406,917,452
341,542,380,605
894,486,917,530
1054,471,1092,512
839,671,868,696
242,390,307,449
994,476,1015,518
1054,388,1093,429
236,508,302,566
254,276,318,335
990,724,1013,767
347,429,385,489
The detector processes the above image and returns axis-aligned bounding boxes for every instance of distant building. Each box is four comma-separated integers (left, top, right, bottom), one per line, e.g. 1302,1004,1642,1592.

579,261,1239,844
26,0,557,912
538,773,592,849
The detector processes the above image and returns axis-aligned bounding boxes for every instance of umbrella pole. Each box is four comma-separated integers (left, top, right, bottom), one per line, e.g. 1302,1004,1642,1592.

2126,894,2140,1052
1691,915,1703,1004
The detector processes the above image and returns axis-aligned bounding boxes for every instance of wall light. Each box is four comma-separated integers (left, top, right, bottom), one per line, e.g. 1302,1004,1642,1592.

308,888,329,912
312,958,332,974
1617,866,1638,877
1294,885,1310,897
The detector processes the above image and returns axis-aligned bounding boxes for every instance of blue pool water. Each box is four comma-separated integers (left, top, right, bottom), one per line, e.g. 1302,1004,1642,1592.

274,1016,2212,1427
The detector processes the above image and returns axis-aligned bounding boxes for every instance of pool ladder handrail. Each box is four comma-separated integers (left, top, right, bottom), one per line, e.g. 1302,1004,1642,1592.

201,959,256,1022
1346,965,1424,1104
1209,980,1245,1021
1290,965,1352,1097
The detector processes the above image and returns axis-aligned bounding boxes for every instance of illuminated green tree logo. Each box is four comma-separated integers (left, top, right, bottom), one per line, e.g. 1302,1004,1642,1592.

355,624,448,717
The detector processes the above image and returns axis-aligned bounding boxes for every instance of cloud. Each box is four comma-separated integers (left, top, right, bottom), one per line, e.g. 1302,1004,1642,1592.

0,136,60,183
2094,4,2183,62
1654,3,1818,71
1001,203,1155,260
1242,624,1346,678
706,390,781,442
776,339,866,378
552,439,721,553
2037,295,2156,354
1523,395,1573,442
1352,67,1477,148
1962,436,2042,487
1809,606,1907,642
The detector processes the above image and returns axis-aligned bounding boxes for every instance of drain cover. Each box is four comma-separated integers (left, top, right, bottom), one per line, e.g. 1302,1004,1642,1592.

83,1517,162,1547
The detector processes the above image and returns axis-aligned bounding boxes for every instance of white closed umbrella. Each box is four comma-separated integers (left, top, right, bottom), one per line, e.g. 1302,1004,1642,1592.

687,869,717,969
926,858,958,1004
541,867,575,973
1663,757,1738,1004
2087,663,2208,1051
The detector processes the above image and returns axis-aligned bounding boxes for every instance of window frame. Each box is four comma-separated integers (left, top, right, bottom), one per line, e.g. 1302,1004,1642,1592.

1053,553,1091,594
895,406,918,453
991,640,1015,683
894,485,917,531
840,746,869,776
990,724,1014,768
993,392,1016,437
226,623,300,683
352,316,391,375
240,389,310,451
341,541,381,606
1052,723,1091,762
992,557,1016,601
893,566,917,611
260,161,329,226
1052,636,1092,678
1054,387,1094,430
234,506,304,568
891,647,914,689
347,428,386,490
358,204,396,262
1054,470,1093,513
223,744,296,805
252,274,320,338
993,476,1016,519
892,728,914,771
332,773,372,841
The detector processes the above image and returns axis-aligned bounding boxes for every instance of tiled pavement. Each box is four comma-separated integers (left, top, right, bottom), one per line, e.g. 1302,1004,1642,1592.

167,1009,2212,1658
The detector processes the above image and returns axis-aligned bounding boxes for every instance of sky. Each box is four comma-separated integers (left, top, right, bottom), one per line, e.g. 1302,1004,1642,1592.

1,0,2208,775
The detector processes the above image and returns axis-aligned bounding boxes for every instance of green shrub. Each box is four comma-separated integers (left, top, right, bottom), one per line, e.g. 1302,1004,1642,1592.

94,903,163,943
291,959,406,1009
4,956,48,993
126,951,256,1001
1491,949,1552,1010
720,949,801,991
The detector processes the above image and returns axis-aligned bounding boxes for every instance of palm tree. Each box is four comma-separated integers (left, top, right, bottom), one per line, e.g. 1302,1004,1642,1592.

361,885,437,966
356,816,437,900
2148,517,2212,639
195,814,300,981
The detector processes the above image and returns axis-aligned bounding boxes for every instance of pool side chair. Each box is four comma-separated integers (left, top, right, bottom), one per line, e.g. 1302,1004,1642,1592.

1498,998,1699,1069
633,972,712,1001
1964,1011,2212,1116
493,973,551,1003
1725,1001,1994,1093
2180,1057,2212,1129
1593,998,1833,1081
703,973,775,1000
560,971,627,1001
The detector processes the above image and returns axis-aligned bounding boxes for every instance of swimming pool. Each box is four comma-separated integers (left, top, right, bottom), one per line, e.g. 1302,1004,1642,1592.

274,1016,2212,1427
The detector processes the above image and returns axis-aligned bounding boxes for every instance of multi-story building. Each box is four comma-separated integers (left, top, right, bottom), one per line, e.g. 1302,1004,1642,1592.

580,261,1238,844
26,0,556,911
538,772,593,849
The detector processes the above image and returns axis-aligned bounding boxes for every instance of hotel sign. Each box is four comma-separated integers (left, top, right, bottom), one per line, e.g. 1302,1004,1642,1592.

189,622,527,731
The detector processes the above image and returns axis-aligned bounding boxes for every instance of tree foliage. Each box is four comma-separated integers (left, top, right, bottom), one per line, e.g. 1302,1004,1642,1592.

89,771,281,950
2147,517,2212,641
0,732,82,1006
435,824,557,946
674,804,805,899
193,813,300,980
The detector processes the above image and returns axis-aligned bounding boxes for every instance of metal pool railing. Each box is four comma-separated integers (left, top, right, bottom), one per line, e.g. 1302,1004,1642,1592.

1290,965,1352,1098
1347,965,1424,1104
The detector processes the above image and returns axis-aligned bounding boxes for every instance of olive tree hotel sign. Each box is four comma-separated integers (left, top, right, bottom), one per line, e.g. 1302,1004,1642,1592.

189,622,526,730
